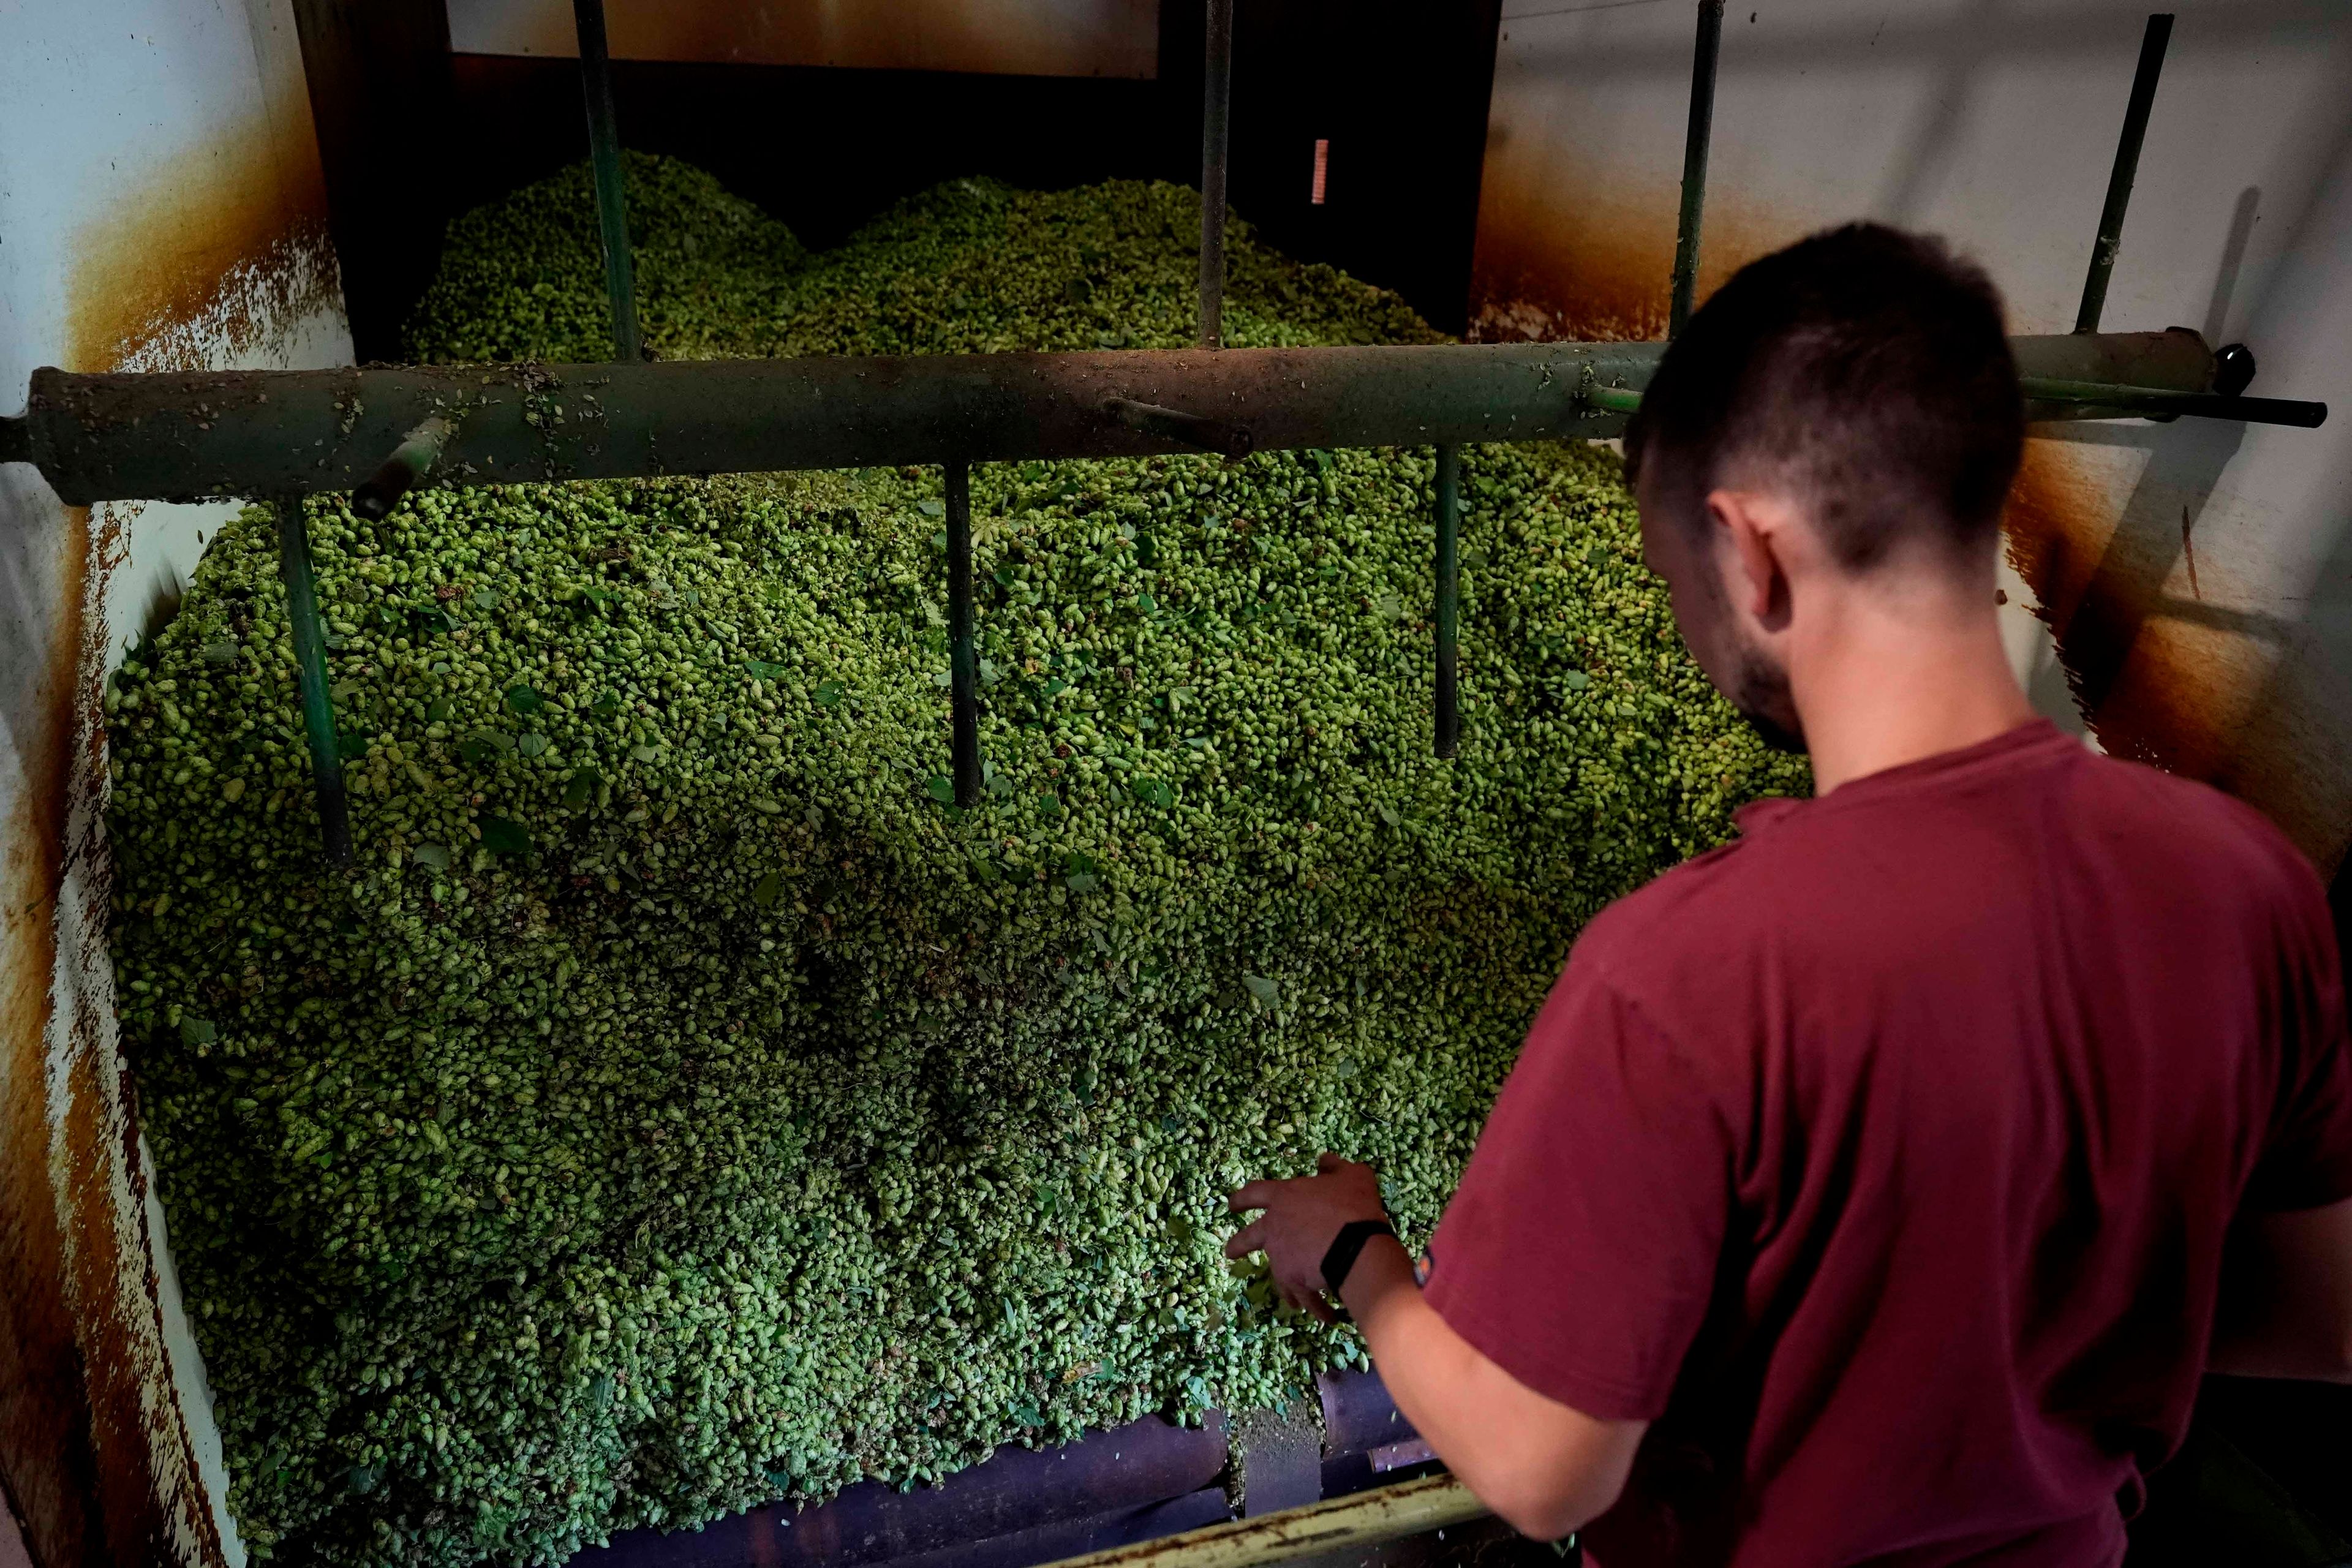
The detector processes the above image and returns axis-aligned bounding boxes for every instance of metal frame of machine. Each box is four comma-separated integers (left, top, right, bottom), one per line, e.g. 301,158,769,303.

0,5,2331,1566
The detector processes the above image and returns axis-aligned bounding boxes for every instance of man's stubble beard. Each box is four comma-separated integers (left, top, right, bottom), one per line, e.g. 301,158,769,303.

1730,644,1806,756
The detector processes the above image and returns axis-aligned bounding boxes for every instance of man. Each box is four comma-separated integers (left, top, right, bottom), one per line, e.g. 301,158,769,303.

1226,224,2352,1566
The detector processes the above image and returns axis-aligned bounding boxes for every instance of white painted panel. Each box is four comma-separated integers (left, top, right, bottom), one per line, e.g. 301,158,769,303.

447,0,1161,78
0,1,354,1562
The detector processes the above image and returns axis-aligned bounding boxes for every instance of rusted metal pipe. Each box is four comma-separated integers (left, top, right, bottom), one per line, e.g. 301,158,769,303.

0,344,1652,505
1031,1473,1490,1568
2075,13,2174,334
0,331,2256,509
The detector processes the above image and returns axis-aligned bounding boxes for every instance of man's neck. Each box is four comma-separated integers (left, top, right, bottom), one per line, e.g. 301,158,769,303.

1790,576,2037,796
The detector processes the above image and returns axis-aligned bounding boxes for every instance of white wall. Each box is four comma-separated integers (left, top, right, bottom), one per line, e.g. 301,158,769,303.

0,2,353,1563
1476,0,2352,870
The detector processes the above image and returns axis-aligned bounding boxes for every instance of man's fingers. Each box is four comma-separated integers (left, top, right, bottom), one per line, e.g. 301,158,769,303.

1317,1151,1346,1175
1227,1180,1283,1213
1224,1219,1267,1260
1303,1295,1339,1325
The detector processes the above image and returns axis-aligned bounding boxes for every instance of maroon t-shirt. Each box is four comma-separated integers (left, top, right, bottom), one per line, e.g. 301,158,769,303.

1422,720,2352,1568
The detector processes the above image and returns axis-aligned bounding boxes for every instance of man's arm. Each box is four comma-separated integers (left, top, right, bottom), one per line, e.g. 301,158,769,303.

1226,1155,1645,1540
2209,1195,2352,1382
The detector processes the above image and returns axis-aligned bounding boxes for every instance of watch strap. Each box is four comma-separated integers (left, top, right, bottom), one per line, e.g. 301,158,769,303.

1320,1218,1396,1295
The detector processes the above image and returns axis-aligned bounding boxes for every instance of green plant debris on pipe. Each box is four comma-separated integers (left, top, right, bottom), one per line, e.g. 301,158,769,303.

110,156,1806,1567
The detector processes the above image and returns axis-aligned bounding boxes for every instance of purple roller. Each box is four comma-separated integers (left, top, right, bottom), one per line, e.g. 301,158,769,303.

573,1412,1228,1568
1317,1368,1419,1457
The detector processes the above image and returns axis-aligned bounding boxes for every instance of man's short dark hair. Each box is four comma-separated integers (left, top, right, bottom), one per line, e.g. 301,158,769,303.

1623,223,2022,570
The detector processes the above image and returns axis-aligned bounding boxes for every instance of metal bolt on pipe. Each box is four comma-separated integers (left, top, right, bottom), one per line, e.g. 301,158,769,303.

573,0,642,362
945,462,981,810
1104,396,1254,458
1198,0,1235,349
352,415,457,521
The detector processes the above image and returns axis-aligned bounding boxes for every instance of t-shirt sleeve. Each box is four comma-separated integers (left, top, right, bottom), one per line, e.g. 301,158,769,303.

1420,944,1735,1422
2244,860,2352,1212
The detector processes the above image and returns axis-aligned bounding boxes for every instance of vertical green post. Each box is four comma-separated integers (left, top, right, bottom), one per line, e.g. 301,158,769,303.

572,0,641,362
272,496,351,864
946,462,981,809
1199,0,1234,349
2074,13,2174,334
1434,445,1461,759
1668,0,1725,339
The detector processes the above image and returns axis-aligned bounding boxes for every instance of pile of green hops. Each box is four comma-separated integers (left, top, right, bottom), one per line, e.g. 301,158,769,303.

405,153,808,364
405,155,1442,364
111,160,1806,1568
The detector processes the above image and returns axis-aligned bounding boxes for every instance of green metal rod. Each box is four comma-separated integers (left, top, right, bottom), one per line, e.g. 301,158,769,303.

945,461,980,810
2075,13,2173,334
2019,377,2326,427
271,497,351,865
1583,377,2325,429
1199,0,1234,349
1668,0,1727,338
572,0,642,362
1433,445,1460,759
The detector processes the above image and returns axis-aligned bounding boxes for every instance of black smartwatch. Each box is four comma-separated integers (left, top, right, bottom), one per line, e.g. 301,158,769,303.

1320,1218,1397,1295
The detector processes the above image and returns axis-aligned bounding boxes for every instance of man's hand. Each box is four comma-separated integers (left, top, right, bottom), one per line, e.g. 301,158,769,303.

1225,1152,1390,1321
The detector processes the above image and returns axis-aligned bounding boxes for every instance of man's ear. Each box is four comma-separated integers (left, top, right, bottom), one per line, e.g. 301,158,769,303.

1706,489,1790,626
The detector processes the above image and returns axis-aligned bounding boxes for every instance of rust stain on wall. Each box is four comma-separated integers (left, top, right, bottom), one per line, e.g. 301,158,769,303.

0,502,143,1568
2007,439,2228,779
66,108,342,375
1466,153,1798,343
4,94,344,1568
2003,438,2343,872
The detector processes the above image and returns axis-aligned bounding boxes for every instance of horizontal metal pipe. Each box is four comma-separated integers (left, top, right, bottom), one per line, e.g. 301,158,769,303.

0,331,2231,508
2,345,1652,505
1031,1474,1489,1568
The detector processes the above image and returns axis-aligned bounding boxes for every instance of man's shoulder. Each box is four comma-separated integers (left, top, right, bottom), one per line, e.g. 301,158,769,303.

1575,745,2326,1000
2060,745,2328,926
1570,829,1777,994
